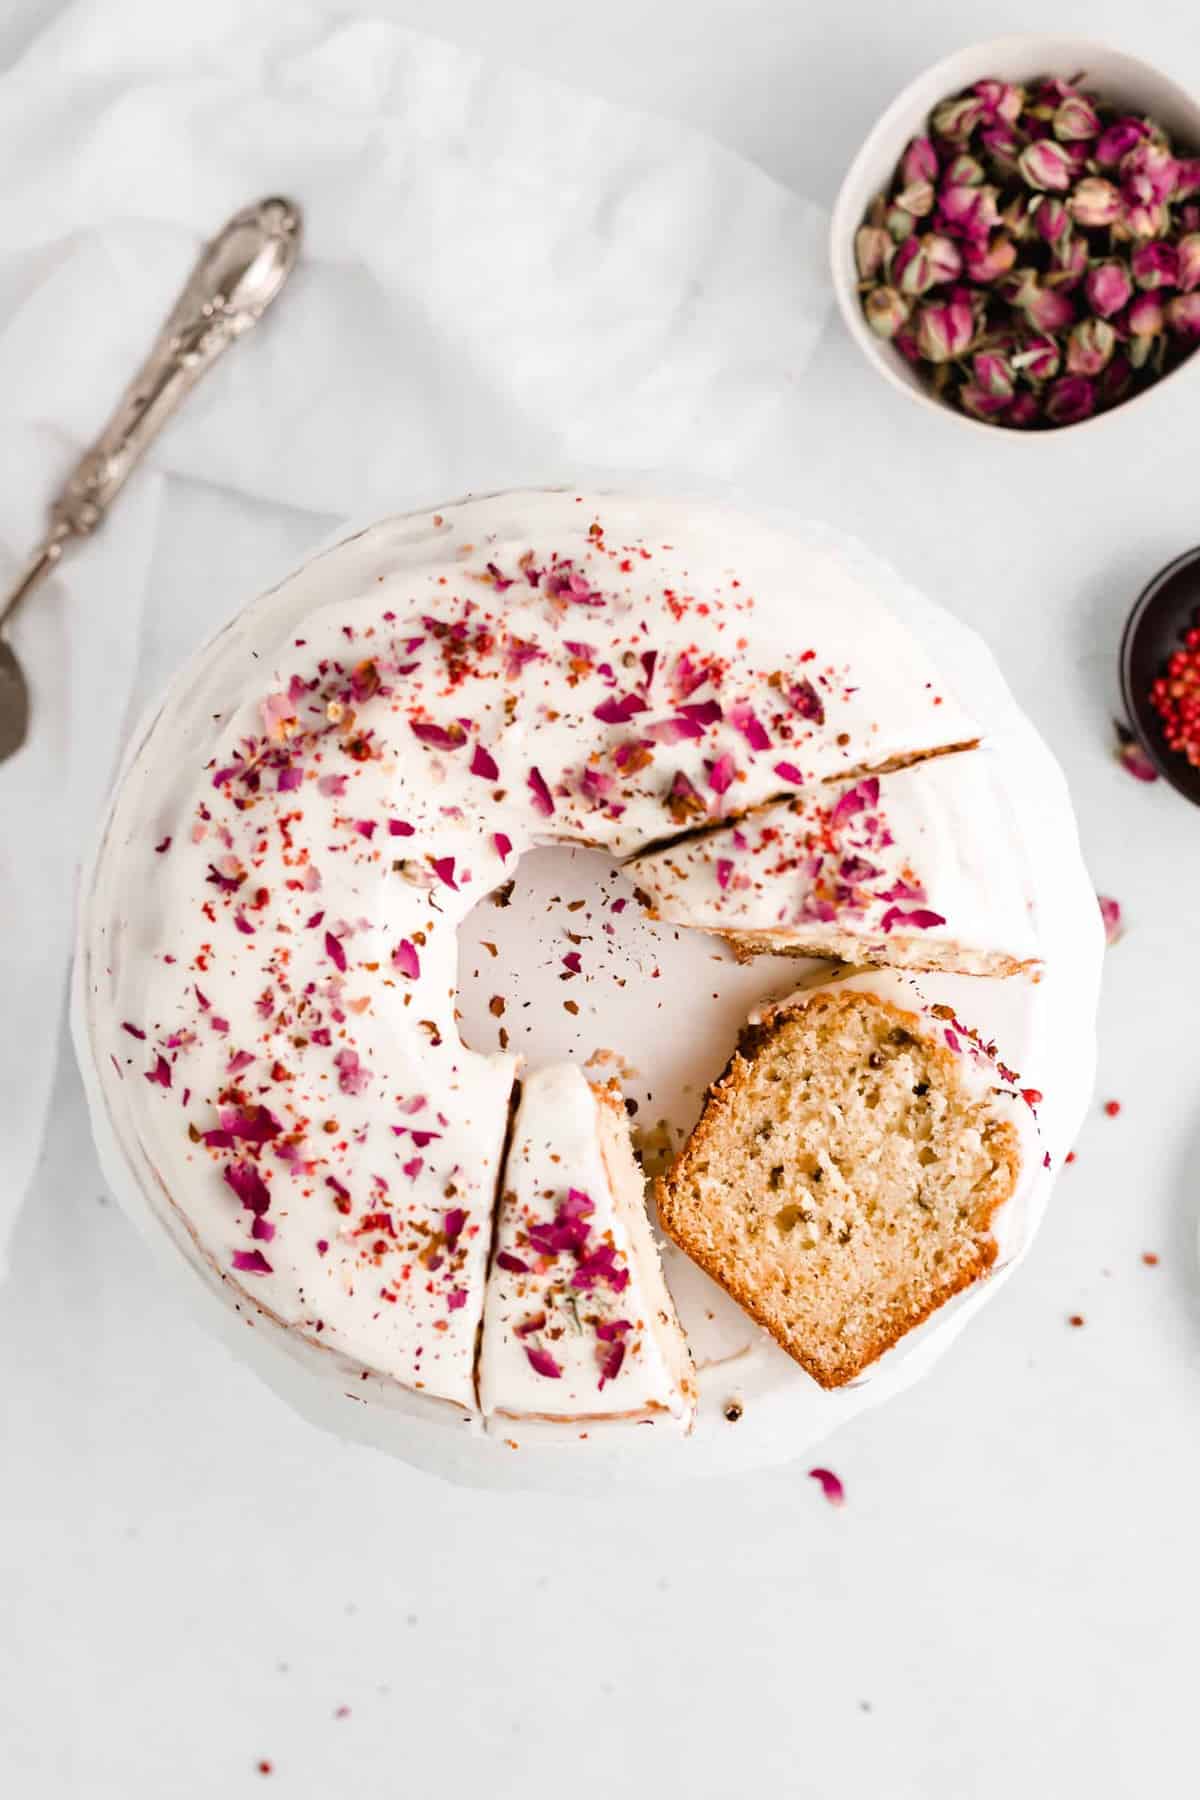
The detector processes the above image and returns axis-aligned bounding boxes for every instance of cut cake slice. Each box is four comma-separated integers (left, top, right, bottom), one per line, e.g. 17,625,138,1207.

479,1064,696,1429
655,978,1025,1388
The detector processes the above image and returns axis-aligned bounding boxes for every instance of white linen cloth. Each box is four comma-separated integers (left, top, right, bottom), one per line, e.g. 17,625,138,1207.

0,0,829,1272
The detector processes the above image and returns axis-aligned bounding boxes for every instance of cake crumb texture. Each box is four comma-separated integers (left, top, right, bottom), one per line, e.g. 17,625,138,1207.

656,989,1020,1387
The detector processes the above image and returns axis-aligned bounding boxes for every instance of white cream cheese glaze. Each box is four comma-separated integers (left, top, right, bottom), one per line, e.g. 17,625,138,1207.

629,748,1041,977
480,1065,695,1432
81,491,982,1415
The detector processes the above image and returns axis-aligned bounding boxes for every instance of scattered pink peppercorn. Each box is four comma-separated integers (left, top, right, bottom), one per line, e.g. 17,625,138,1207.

1148,616,1200,766
1104,1100,1121,1117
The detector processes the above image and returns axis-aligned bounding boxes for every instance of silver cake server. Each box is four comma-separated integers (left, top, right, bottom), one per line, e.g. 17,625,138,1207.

0,195,303,763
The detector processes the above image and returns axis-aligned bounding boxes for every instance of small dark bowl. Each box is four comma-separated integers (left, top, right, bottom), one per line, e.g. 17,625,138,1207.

1120,546,1200,805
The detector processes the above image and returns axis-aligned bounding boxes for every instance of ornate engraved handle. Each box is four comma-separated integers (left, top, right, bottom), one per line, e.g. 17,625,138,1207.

0,196,302,631
49,195,302,539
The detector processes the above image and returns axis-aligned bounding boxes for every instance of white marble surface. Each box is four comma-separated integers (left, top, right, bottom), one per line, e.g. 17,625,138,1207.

3,2,1200,1795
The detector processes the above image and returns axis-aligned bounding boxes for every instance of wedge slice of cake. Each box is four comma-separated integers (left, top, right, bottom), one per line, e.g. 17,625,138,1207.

629,749,1040,978
655,976,1027,1388
479,1065,696,1430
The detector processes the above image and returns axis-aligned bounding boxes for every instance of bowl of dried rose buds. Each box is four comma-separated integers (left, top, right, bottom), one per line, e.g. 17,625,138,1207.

831,37,1200,431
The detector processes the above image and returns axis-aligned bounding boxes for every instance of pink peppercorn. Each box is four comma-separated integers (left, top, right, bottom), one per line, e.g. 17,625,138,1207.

1149,619,1200,766
1104,1100,1121,1117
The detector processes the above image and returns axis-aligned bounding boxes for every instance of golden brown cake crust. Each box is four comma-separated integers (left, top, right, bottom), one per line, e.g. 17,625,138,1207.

655,990,1021,1389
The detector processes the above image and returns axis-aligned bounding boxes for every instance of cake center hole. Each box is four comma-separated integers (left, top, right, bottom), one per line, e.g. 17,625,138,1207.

455,844,819,1174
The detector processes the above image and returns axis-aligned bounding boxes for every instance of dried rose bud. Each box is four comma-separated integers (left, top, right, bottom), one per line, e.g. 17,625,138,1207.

1176,235,1200,293
1024,283,1076,334
972,349,1015,400
1119,199,1169,241
1018,138,1074,192
1096,116,1150,167
1183,204,1200,233
981,121,1022,177
1177,160,1200,202
1130,240,1179,290
1128,291,1165,336
938,183,1000,241
893,325,920,364
890,237,924,294
1029,76,1073,114
1066,318,1116,376
916,298,974,362
1005,390,1041,427
1054,93,1101,141
974,79,1024,124
895,178,936,218
963,233,1016,282
959,381,1011,420
1046,237,1088,294
943,153,985,187
1033,196,1070,244
1000,191,1033,239
901,136,939,188
1045,374,1096,425
1098,352,1132,407
1011,334,1060,382
1086,260,1133,318
1165,292,1200,338
932,94,984,144
864,285,910,339
885,204,916,243
1122,141,1178,206
1069,177,1122,227
855,225,892,281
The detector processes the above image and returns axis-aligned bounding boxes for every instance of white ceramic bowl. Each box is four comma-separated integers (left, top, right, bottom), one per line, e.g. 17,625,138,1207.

830,36,1200,435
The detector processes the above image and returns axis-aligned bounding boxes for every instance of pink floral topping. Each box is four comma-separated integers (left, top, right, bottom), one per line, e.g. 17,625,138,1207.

431,856,458,889
879,905,947,934
324,930,347,972
524,1345,563,1379
728,700,771,752
785,677,825,724
388,818,415,837
410,720,465,752
392,938,420,979
496,1250,529,1274
594,692,648,725
224,1160,271,1216
492,832,513,860
707,753,736,795
470,743,500,780
773,760,806,785
145,1054,172,1088
527,767,554,817
334,1048,371,1096
231,1249,273,1275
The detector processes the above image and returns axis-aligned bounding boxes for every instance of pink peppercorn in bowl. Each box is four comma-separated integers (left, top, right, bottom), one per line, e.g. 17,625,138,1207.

1120,545,1200,804
830,37,1200,435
